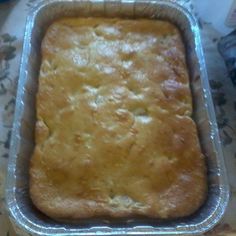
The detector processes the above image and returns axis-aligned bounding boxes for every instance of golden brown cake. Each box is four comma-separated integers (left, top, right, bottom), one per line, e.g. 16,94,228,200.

30,18,207,220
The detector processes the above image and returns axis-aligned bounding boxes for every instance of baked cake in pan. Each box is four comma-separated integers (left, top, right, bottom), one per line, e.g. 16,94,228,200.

30,18,207,220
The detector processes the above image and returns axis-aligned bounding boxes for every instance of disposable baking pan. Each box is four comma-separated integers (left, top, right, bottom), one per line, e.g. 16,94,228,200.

5,0,229,235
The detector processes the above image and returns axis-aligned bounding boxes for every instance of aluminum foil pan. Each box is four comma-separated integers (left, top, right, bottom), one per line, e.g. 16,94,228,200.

5,0,229,235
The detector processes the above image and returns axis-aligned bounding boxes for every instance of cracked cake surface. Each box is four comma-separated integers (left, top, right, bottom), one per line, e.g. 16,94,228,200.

30,18,207,220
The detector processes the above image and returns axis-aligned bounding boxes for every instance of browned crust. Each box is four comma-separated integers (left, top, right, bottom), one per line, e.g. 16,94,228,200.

30,18,207,220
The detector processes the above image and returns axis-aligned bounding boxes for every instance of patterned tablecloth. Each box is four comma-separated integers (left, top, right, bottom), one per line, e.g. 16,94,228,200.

0,0,236,235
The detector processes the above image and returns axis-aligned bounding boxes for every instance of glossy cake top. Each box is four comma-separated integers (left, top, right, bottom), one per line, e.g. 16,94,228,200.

30,18,207,220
